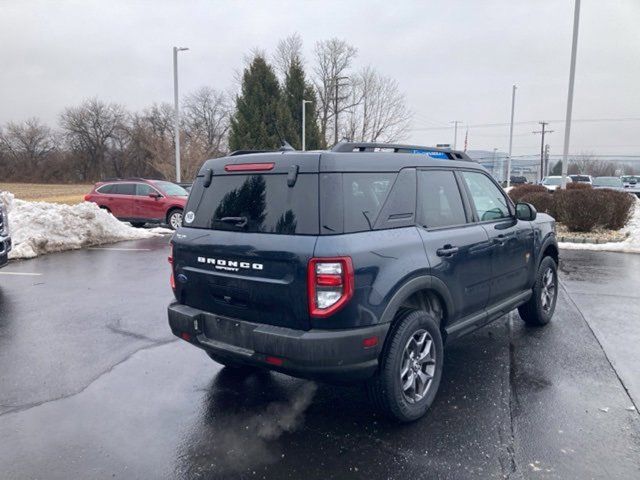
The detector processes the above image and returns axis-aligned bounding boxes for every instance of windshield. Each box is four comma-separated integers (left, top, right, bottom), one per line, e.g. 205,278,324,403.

155,181,188,196
593,177,622,187
542,177,562,185
622,176,639,183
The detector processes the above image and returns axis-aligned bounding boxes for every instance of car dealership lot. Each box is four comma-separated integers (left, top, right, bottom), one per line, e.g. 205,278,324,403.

0,238,639,479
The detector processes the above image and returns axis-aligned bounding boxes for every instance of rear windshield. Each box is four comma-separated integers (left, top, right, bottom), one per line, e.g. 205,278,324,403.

186,174,319,234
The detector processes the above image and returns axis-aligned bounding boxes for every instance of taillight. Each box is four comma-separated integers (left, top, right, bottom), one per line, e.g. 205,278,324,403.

308,257,354,318
168,244,175,290
225,162,275,172
83,194,90,201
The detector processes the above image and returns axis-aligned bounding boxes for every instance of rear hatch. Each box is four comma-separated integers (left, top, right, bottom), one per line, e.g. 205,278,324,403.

172,152,320,331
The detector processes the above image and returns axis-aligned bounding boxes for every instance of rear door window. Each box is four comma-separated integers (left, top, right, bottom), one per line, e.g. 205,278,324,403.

112,183,136,195
186,174,318,234
417,170,467,228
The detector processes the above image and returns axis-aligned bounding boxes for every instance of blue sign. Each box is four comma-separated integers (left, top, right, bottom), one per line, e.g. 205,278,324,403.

411,149,449,159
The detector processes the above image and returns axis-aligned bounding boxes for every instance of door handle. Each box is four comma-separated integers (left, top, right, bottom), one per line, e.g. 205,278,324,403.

436,245,459,257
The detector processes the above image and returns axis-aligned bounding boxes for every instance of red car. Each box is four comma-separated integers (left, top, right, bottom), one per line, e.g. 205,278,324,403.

84,178,188,230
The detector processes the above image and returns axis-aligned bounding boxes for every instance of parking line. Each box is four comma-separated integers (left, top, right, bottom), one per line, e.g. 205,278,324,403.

0,271,42,276
87,247,151,251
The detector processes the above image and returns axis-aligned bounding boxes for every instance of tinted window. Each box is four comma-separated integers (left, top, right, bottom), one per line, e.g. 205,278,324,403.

461,171,510,221
136,183,155,196
97,184,114,194
112,183,135,195
343,173,395,232
186,174,318,234
418,170,467,228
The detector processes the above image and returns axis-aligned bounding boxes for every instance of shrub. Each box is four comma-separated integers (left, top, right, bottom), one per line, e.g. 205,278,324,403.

566,182,591,190
553,189,609,232
508,184,547,203
600,189,635,230
520,192,555,217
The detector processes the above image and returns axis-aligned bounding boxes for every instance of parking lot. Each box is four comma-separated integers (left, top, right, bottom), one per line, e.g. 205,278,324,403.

0,236,639,479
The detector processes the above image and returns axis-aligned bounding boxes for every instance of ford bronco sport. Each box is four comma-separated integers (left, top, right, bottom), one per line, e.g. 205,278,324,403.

168,142,558,422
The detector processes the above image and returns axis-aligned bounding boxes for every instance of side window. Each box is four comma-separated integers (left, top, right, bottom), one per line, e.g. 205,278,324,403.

417,170,467,228
136,184,154,196
461,171,510,221
97,184,114,194
343,173,396,233
112,183,136,195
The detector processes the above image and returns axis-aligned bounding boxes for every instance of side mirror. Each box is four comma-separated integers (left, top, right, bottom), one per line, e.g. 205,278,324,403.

516,202,537,221
148,192,161,199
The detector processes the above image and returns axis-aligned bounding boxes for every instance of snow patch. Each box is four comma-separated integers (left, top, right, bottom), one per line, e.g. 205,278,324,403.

1,191,170,259
559,197,640,254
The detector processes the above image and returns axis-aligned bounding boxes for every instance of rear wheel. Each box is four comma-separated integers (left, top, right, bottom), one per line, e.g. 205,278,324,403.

367,309,443,422
518,256,558,326
167,209,183,230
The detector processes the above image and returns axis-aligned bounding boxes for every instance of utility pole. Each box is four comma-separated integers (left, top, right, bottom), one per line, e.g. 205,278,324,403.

533,122,553,181
506,85,517,187
173,46,189,183
450,120,462,150
302,99,312,151
333,76,349,146
561,0,581,187
492,148,498,179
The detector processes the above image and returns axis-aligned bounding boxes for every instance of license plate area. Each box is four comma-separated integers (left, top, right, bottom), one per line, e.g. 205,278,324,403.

203,314,257,350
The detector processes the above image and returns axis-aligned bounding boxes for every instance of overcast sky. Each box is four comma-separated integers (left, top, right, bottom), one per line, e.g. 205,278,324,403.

1,0,639,156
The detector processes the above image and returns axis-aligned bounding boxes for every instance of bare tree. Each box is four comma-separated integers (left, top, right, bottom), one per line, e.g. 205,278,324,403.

0,118,58,177
59,98,128,180
568,152,617,177
313,38,358,146
273,33,304,79
183,87,231,158
342,67,412,143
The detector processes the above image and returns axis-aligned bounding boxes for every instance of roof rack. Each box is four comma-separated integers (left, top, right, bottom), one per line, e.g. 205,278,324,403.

100,177,164,182
331,141,470,160
229,150,271,156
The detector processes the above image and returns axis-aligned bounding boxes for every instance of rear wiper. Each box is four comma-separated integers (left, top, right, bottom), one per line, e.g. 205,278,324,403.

214,216,248,228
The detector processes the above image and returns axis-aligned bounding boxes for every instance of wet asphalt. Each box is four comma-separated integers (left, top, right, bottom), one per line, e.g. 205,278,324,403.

0,238,639,480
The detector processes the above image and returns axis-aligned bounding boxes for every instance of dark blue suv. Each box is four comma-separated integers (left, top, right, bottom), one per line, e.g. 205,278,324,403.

168,142,558,422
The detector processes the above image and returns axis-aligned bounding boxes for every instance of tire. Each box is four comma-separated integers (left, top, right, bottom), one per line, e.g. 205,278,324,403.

130,222,145,228
518,256,558,326
206,351,261,375
366,309,444,422
167,209,183,230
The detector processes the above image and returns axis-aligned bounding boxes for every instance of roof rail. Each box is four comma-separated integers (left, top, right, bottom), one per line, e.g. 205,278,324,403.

331,141,471,160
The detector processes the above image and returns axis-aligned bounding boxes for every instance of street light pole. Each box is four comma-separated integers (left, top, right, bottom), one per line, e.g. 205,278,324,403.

302,99,312,151
173,46,189,183
506,84,517,188
561,0,581,188
450,120,462,149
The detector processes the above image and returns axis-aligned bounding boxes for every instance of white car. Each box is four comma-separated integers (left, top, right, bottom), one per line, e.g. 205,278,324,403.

541,176,572,192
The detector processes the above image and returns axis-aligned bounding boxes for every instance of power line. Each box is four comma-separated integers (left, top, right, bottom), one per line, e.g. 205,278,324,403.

409,117,640,131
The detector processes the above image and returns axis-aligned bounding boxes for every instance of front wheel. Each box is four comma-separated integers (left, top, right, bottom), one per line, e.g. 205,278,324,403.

367,309,444,422
167,209,183,230
518,256,558,326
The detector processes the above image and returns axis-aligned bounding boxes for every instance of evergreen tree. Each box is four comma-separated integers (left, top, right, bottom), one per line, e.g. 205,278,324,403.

280,58,322,150
229,56,284,151
551,160,562,175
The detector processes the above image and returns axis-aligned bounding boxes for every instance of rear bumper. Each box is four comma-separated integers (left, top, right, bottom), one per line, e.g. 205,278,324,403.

168,302,389,383
0,236,10,268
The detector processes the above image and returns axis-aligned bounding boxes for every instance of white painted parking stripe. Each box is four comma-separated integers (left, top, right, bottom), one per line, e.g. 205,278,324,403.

87,247,151,251
0,271,42,276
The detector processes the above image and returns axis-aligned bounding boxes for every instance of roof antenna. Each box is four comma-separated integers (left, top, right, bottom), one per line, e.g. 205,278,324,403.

272,113,295,151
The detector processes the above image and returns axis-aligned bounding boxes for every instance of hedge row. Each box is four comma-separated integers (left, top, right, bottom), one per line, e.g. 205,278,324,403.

508,184,635,232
